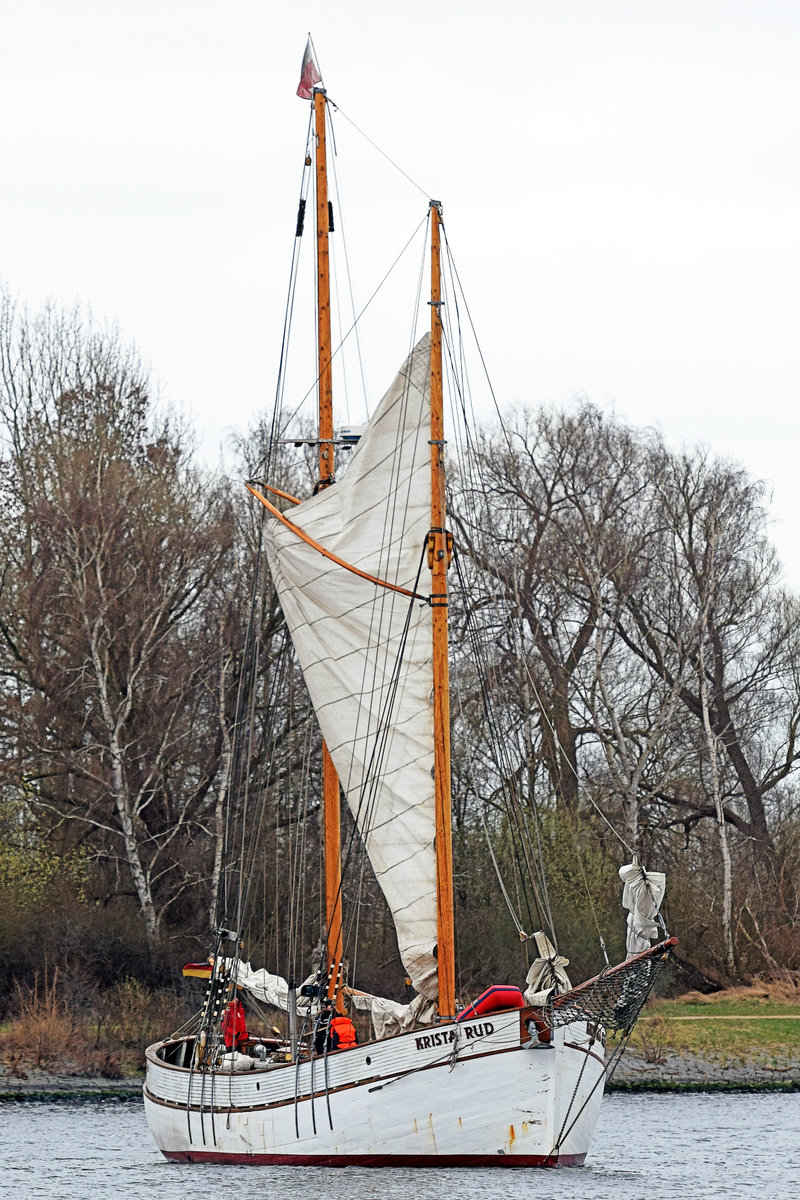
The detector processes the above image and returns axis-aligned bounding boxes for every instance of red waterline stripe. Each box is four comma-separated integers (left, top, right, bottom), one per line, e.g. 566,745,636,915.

162,1149,586,1168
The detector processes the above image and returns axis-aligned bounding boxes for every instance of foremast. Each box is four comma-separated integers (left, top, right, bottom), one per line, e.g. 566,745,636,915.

429,201,456,1020
313,87,344,1006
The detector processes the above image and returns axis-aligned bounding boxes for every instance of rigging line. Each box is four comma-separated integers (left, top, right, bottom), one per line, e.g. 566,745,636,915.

450,489,575,933
286,686,309,981
439,236,591,942
440,226,514,453
344,215,429,788
342,549,426,859
514,598,633,857
223,521,299,940
344,826,369,991
216,511,268,931
327,105,369,422
255,116,316,484
233,553,271,942
326,598,417,964
282,679,316,986
480,810,530,940
243,634,312,984
446,357,633,870
233,590,310,975
552,769,615,958
337,235,428,807
276,214,428,440
583,788,634,854
321,547,427,965
329,212,351,425
237,628,299,934
452,546,549,937
331,103,430,199
308,33,324,91
448,612,545,940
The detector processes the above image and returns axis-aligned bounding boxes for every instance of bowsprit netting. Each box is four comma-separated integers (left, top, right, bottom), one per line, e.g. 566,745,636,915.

544,937,677,1035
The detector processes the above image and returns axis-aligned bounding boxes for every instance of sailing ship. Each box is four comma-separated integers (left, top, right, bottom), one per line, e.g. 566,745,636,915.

144,49,675,1167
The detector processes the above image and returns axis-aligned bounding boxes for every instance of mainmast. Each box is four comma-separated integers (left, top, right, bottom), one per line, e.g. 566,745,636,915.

313,87,343,1003
429,201,456,1020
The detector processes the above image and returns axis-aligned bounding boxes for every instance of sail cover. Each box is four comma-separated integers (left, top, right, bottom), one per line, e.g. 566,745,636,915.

263,336,438,999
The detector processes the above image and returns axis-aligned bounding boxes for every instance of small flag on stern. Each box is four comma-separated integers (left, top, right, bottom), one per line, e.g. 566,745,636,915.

297,38,322,99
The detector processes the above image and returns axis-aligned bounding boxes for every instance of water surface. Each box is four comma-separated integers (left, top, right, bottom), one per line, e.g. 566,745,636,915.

5,1092,797,1200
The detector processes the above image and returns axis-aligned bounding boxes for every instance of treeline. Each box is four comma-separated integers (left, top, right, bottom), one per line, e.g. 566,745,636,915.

0,296,798,1021
449,406,800,988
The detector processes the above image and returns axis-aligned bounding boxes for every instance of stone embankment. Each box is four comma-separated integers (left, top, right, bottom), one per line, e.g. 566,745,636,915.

0,1067,142,1101
609,1046,800,1091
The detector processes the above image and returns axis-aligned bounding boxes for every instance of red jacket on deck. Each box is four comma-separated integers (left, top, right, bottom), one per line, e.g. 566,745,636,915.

221,999,248,1050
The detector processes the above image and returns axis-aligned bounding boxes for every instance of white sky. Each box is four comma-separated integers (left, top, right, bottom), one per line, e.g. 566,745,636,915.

2,2,798,585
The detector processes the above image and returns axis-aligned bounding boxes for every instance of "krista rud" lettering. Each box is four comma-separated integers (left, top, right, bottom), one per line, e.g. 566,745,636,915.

414,1021,495,1051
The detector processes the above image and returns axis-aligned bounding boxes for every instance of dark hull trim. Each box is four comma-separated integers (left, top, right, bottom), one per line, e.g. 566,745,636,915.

162,1149,587,1168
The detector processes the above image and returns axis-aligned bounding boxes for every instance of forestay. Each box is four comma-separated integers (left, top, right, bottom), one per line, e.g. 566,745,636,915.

263,336,438,999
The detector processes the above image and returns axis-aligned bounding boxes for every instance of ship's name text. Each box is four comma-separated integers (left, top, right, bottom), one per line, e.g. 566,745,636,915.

414,1021,494,1051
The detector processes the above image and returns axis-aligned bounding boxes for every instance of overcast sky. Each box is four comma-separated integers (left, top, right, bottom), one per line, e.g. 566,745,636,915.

2,2,798,584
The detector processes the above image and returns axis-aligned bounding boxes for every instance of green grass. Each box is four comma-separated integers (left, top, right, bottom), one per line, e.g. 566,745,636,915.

635,1016,799,1056
625,989,800,1059
654,997,800,1018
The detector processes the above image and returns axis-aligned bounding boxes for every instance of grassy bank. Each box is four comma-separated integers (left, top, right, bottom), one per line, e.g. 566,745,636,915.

629,981,800,1059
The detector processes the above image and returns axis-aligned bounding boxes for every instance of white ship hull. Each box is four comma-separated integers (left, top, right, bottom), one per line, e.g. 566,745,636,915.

144,1009,605,1167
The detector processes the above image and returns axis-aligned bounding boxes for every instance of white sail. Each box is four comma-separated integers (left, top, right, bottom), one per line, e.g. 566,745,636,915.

263,336,437,999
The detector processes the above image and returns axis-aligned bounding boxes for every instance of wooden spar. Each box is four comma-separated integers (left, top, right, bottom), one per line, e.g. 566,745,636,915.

313,88,343,1004
429,201,456,1021
314,89,334,491
244,484,425,600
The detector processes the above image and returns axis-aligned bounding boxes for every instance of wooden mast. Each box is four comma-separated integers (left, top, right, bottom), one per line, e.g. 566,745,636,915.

313,87,343,1004
429,201,456,1020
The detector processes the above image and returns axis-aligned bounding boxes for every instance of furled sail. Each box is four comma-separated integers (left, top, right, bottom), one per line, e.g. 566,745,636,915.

263,336,438,999
523,930,573,1005
619,862,666,957
348,988,437,1040
233,961,320,1016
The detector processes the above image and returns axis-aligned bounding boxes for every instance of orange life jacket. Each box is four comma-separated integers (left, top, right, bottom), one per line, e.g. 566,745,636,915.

330,1015,357,1049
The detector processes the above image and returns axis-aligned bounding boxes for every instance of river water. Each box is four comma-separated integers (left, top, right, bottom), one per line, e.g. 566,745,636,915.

3,1092,797,1200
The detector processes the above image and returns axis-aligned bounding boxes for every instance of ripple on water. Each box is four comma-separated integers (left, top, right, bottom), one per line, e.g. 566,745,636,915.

2,1093,798,1200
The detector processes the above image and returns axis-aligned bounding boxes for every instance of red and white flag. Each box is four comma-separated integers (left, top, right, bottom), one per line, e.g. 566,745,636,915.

296,39,322,99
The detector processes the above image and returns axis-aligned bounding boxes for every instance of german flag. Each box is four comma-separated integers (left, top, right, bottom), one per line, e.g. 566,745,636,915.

182,962,212,980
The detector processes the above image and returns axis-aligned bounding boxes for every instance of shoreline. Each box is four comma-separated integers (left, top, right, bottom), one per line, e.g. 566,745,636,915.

607,1045,800,1092
3,1045,799,1101
0,1073,143,1102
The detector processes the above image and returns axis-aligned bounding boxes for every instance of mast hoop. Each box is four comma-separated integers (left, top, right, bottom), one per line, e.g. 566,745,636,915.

246,482,430,603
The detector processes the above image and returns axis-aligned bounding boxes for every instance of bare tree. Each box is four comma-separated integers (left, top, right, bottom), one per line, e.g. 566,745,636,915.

452,403,653,814
0,294,237,940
